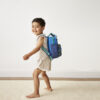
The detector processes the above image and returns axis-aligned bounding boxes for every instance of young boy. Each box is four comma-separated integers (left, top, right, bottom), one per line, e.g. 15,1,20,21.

23,17,53,98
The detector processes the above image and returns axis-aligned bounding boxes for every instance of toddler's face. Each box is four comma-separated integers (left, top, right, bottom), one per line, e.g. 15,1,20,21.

32,22,45,35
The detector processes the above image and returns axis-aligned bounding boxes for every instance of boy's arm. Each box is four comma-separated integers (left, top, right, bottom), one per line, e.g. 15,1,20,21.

27,37,44,57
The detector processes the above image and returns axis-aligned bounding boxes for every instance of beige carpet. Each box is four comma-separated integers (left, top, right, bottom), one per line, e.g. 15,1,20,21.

0,80,100,100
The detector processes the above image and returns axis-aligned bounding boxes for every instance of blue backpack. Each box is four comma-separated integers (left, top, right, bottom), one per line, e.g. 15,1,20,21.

41,33,62,60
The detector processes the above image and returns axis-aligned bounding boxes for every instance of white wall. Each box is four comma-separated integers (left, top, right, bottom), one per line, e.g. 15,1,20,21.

0,0,100,78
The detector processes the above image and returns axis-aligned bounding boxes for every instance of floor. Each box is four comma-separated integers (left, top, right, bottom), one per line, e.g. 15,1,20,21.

0,80,100,100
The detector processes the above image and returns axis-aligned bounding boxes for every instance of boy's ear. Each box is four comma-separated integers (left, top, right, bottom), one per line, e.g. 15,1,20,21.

42,26,45,30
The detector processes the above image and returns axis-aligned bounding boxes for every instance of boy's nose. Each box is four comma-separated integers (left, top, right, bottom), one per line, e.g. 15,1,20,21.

33,28,37,31
33,29,36,31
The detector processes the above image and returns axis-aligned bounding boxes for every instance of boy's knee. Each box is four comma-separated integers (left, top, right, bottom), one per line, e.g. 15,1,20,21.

33,69,40,77
41,72,46,77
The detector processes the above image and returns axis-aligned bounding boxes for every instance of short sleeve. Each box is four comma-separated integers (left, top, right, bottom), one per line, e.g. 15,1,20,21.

37,34,46,40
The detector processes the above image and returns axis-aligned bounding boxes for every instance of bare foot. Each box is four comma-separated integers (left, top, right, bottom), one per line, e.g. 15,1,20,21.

26,93,40,98
44,87,53,92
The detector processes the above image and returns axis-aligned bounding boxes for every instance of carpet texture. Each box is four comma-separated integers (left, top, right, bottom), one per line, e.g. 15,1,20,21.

0,80,100,100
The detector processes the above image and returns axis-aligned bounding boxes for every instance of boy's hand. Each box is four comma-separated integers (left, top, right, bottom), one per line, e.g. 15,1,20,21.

23,54,30,60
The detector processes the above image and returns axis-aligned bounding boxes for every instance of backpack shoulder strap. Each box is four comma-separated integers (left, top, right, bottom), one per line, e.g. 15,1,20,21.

41,46,53,60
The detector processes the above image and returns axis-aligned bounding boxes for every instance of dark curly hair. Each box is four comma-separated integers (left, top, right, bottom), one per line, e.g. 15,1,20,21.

32,17,46,27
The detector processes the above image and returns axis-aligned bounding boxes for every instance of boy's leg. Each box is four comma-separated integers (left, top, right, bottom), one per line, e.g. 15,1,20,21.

26,68,42,98
41,71,53,91
33,68,42,94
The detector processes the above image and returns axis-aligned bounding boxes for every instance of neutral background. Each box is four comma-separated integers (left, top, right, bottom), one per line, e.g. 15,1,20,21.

0,0,100,78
